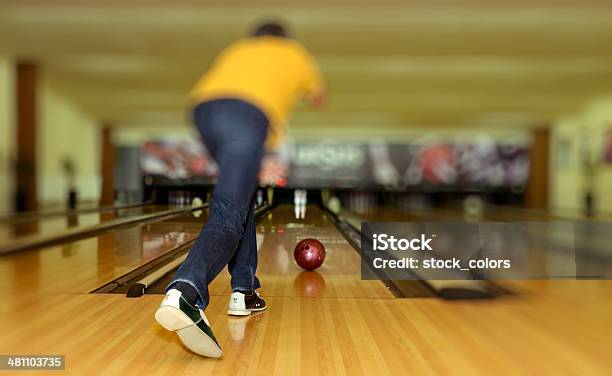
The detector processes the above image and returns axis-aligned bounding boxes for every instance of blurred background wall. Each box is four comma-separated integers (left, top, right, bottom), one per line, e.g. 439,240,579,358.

551,98,612,214
38,80,101,206
0,57,101,213
1,2,612,216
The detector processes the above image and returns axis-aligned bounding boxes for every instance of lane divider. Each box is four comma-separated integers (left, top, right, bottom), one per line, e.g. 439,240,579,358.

323,204,505,300
91,203,274,297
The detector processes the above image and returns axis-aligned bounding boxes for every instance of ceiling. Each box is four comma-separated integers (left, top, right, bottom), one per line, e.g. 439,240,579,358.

1,1,612,135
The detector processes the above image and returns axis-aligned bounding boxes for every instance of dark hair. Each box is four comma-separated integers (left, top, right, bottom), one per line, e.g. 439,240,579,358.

252,21,289,38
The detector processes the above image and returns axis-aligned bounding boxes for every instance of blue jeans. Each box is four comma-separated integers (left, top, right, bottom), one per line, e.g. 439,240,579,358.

167,98,269,309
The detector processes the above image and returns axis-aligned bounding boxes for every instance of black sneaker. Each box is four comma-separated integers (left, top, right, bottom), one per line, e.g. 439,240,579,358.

155,289,223,358
227,291,267,316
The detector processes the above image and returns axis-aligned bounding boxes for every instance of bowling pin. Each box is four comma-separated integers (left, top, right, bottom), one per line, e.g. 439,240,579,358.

294,189,300,219
300,190,307,219
266,187,274,206
463,195,484,222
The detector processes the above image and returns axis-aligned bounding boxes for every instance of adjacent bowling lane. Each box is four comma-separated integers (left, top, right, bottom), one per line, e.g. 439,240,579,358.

0,210,206,302
0,204,174,238
357,203,553,222
358,203,612,296
0,201,149,224
0,205,193,254
208,205,392,299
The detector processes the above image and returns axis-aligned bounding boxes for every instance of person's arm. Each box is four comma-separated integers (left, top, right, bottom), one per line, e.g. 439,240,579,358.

300,47,327,109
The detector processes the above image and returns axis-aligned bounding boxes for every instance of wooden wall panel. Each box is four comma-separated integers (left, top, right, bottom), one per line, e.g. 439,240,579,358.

99,126,115,206
15,62,38,212
525,127,550,210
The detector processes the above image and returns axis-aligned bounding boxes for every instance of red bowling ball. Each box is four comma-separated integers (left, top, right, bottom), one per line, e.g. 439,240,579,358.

294,238,326,271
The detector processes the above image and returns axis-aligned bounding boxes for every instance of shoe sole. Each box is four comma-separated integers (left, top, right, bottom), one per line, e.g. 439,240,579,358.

155,306,223,358
227,306,267,316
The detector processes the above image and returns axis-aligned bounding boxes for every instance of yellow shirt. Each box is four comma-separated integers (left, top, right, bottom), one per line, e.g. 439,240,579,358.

190,36,324,149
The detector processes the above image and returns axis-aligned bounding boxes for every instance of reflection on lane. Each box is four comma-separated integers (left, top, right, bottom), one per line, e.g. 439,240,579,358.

0,212,205,296
0,205,180,248
244,205,391,300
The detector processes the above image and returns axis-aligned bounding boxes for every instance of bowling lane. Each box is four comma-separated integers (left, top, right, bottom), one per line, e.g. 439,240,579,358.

0,205,191,254
2,277,610,373
0,210,206,304
0,201,149,224
1,204,611,373
207,205,392,299
0,204,173,237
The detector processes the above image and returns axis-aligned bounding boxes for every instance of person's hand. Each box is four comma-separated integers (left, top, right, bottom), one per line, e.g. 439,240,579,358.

306,91,326,110
259,155,289,187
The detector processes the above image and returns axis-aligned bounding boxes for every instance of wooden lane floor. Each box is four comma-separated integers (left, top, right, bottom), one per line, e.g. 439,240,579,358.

1,287,610,374
208,205,392,299
0,205,199,255
0,205,174,242
0,201,151,224
0,211,205,300
1,204,611,374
